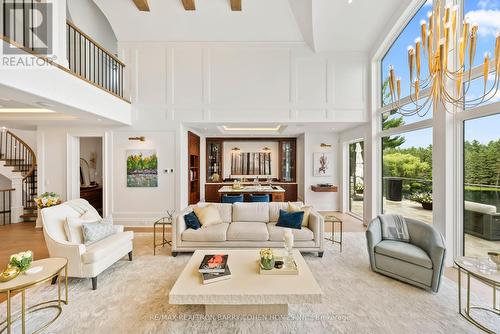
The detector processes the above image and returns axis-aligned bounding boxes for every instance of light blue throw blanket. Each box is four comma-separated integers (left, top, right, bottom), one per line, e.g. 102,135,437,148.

378,214,410,243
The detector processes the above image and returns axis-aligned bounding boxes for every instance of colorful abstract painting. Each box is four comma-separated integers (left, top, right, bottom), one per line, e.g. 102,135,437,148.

126,150,158,187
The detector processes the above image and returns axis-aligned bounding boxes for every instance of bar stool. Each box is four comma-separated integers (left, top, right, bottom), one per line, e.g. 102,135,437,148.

221,194,244,203
248,194,270,202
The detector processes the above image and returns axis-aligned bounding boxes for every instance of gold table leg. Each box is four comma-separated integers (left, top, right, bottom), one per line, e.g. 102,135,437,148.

65,266,68,305
21,291,25,334
6,290,11,334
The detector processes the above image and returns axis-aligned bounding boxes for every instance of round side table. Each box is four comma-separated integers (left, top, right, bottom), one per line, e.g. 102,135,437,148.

153,217,173,256
0,257,68,334
454,257,500,334
324,215,343,252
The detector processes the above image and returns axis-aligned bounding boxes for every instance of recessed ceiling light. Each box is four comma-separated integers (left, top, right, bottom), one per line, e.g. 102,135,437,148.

0,108,55,113
97,118,102,122
222,125,282,131
37,101,55,108
348,0,353,4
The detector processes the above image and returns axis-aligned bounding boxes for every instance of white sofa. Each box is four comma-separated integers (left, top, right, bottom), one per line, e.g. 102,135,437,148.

41,199,134,290
172,202,325,257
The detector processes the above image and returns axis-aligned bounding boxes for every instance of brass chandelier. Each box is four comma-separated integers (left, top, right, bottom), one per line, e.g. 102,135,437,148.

388,0,500,116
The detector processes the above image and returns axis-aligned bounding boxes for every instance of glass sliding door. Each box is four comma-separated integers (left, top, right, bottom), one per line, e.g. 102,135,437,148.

463,113,500,257
348,141,364,218
382,127,433,224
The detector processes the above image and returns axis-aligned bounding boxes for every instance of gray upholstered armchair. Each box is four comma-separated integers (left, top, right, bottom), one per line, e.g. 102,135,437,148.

366,216,446,293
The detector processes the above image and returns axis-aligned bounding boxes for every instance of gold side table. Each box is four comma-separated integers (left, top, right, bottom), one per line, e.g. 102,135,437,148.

154,217,173,256
454,257,500,334
0,257,68,334
324,215,343,252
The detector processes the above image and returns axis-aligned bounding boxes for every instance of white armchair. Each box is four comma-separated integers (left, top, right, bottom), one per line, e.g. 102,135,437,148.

41,199,134,290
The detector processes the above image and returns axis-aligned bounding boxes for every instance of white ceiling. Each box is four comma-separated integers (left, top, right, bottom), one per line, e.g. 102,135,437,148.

93,0,413,52
186,122,364,136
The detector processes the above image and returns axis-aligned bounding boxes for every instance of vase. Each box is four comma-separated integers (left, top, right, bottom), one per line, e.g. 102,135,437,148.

284,229,294,268
260,257,275,270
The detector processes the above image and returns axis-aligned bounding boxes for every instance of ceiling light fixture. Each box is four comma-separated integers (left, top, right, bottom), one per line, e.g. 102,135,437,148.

0,108,55,113
388,0,500,116
222,125,281,132
348,0,353,4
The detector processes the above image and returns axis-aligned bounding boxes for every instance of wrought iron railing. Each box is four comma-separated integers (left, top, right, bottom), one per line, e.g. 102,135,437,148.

0,130,37,210
1,0,126,99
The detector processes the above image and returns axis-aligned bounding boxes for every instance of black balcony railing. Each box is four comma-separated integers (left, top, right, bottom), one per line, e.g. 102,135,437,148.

67,21,124,98
1,0,126,99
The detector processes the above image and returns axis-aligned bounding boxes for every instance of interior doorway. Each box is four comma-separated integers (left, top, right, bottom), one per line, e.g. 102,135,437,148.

80,137,103,216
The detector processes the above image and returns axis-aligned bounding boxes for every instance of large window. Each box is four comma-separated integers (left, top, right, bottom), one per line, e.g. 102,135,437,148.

463,113,500,257
382,128,433,224
381,1,432,105
349,141,364,218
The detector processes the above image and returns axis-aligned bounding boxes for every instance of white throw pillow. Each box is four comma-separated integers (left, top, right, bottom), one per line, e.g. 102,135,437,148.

64,215,113,244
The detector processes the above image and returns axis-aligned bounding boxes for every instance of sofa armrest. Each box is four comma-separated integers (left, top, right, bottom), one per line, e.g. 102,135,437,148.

113,225,125,233
172,207,192,250
308,211,324,249
366,218,382,271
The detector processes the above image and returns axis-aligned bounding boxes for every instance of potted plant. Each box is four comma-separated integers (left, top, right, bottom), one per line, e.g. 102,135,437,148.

259,248,275,270
9,250,33,273
355,183,364,194
34,192,61,228
409,192,433,210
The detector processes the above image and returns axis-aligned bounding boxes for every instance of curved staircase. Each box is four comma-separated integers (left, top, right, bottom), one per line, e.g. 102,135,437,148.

0,130,37,223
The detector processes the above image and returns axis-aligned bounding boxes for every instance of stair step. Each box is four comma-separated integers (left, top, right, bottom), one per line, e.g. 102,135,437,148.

20,213,37,218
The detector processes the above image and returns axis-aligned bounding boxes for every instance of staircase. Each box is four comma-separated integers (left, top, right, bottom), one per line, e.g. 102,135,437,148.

0,130,37,223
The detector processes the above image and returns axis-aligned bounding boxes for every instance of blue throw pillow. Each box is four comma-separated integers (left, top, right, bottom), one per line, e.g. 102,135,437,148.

276,210,304,230
184,211,201,230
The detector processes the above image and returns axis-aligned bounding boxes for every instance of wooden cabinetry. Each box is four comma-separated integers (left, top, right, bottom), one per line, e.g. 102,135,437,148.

206,139,223,182
80,186,103,215
204,183,298,203
188,131,200,205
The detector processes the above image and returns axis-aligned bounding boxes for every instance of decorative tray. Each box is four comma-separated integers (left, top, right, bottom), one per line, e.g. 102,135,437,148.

258,257,298,276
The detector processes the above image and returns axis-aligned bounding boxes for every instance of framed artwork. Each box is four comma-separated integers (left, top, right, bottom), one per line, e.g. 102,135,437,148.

313,152,333,177
231,151,272,176
126,150,158,187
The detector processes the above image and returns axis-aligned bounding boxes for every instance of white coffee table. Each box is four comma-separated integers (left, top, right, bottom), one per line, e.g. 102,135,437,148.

169,249,323,315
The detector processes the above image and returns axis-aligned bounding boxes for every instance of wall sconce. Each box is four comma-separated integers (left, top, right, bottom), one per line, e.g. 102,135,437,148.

231,147,240,151
262,147,271,152
128,136,146,142
320,143,332,148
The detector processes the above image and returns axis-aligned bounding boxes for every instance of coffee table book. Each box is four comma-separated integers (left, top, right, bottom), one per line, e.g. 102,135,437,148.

202,267,232,284
198,254,228,274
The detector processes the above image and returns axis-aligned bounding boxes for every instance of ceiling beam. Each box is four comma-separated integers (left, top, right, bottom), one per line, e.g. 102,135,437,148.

230,0,241,11
182,0,196,10
132,0,150,11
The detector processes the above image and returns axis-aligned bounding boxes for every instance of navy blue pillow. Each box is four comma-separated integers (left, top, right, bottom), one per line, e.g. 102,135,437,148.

276,210,304,230
184,211,201,230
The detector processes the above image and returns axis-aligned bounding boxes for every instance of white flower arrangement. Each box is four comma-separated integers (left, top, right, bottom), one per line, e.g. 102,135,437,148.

260,248,274,260
34,192,61,209
9,250,33,272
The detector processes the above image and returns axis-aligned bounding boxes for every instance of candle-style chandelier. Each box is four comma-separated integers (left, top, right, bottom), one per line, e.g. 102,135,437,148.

388,0,500,116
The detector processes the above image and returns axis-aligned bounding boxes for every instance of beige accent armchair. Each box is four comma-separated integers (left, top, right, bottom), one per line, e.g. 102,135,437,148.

41,199,134,290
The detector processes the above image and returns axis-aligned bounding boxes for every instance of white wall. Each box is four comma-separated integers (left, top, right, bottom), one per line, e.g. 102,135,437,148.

0,174,11,189
222,141,279,179
66,0,118,54
80,137,103,186
303,132,340,211
119,42,368,123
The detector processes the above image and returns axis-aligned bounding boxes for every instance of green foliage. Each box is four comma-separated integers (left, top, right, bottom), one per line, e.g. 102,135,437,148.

464,139,500,186
383,152,431,179
409,192,432,204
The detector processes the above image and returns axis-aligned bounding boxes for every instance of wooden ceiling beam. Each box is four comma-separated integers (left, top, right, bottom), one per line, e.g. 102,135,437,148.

182,0,196,11
133,0,150,11
230,0,241,11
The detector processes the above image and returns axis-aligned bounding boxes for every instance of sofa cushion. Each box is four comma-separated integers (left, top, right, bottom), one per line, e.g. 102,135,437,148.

269,202,303,222
196,203,232,223
268,223,314,241
288,202,312,227
276,210,304,230
375,240,432,269
232,202,269,223
184,212,201,230
182,223,229,242
227,222,270,241
193,205,224,228
82,221,116,245
82,231,133,264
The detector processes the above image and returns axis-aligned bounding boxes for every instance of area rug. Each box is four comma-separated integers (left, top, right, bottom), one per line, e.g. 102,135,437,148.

0,233,495,334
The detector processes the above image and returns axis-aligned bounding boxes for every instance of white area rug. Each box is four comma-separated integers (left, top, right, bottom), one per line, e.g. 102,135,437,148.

1,233,496,334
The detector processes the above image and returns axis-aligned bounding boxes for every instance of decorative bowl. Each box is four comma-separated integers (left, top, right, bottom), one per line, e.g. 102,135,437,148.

487,251,500,268
0,266,20,282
